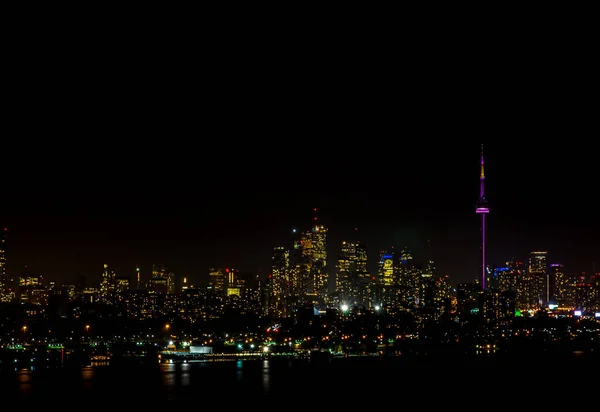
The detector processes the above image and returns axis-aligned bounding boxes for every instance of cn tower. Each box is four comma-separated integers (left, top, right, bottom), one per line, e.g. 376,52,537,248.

475,144,489,290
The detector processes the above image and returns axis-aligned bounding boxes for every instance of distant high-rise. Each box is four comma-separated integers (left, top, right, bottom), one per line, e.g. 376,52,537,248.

336,241,369,307
150,264,175,294
208,268,226,296
0,227,14,302
271,246,290,317
299,209,328,301
529,250,548,307
549,263,564,306
378,250,395,287
100,264,117,304
475,145,490,290
135,265,141,290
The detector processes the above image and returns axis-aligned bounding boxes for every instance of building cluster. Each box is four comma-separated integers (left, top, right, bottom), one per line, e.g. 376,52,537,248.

0,219,454,324
459,251,600,327
1,147,598,332
1,218,599,330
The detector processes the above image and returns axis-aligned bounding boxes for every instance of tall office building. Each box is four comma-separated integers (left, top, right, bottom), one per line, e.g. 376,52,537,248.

336,241,369,307
528,250,548,308
396,247,420,308
271,246,290,317
547,263,562,305
208,268,226,296
299,214,328,300
225,268,243,296
0,227,14,302
100,264,117,304
150,264,175,294
272,246,290,298
475,145,490,290
378,250,395,287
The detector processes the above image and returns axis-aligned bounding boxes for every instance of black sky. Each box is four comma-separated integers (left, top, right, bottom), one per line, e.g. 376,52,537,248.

2,138,598,287
2,24,598,287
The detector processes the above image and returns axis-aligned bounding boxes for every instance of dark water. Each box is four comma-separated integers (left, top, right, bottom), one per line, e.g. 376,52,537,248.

1,354,596,405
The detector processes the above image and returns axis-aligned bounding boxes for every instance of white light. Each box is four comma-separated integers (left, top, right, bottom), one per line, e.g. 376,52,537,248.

341,305,349,312
263,346,270,353
574,311,582,317
375,305,381,311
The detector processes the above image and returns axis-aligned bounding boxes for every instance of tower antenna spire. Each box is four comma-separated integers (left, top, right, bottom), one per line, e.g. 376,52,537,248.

476,144,490,290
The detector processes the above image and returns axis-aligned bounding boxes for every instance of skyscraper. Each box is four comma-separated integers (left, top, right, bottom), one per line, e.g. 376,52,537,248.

0,228,12,302
208,268,226,296
150,264,175,294
298,210,328,302
271,246,290,317
100,263,117,304
476,145,490,290
529,250,548,307
336,241,369,307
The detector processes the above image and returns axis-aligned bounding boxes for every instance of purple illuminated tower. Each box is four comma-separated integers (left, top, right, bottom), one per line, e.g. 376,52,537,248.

475,144,489,290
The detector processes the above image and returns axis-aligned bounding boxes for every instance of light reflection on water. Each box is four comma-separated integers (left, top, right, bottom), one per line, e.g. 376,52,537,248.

236,359,243,381
81,366,94,390
180,362,191,386
160,362,177,387
17,369,33,397
262,360,270,392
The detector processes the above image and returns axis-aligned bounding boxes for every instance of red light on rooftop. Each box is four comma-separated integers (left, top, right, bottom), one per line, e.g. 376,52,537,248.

314,208,317,211
225,268,229,272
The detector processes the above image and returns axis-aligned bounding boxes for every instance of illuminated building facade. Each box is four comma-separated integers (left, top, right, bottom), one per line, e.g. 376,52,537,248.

299,223,328,301
17,273,46,304
100,264,117,304
226,268,242,296
271,246,290,317
0,227,15,303
457,282,480,316
150,264,175,294
496,262,520,294
116,277,130,294
336,241,369,308
419,260,436,308
208,268,226,296
528,250,548,308
481,289,516,327
395,248,420,308
379,250,395,287
432,273,453,311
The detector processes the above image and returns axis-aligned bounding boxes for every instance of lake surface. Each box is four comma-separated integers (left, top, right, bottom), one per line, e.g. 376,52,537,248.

1,354,596,405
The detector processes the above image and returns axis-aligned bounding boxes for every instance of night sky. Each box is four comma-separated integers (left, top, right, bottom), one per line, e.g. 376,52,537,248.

2,0,597,289
2,136,597,287
3,30,598,287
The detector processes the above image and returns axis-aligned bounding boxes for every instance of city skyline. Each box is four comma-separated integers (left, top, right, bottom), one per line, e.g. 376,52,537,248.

1,142,598,286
